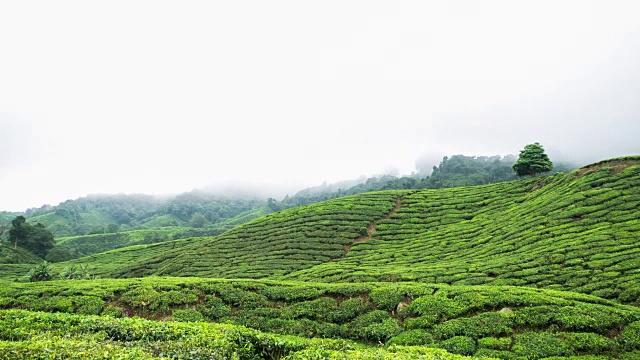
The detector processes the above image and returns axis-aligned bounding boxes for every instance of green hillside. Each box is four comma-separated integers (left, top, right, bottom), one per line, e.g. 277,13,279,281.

51,227,223,261
0,245,42,264
3,156,640,359
35,157,639,305
2,277,640,359
285,158,640,300
23,192,264,238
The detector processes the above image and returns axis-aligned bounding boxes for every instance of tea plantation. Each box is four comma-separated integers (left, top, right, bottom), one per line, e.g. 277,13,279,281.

286,159,640,303
2,277,640,359
43,157,640,303
3,157,640,359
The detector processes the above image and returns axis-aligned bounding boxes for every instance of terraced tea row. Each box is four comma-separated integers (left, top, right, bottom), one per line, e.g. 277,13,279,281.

1,277,640,359
285,162,640,303
10,158,640,305
3,310,474,360
51,192,405,279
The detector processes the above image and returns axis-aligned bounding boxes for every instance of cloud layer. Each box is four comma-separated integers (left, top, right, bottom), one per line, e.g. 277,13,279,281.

1,1,639,211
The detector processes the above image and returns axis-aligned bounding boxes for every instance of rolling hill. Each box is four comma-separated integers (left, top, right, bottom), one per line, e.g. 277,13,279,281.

29,156,638,305
15,191,265,238
3,156,640,359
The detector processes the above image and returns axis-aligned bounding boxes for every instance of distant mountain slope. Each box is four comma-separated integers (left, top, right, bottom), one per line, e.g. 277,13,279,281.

54,192,404,279
47,205,275,261
47,156,640,304
50,227,219,261
0,245,41,264
22,191,264,238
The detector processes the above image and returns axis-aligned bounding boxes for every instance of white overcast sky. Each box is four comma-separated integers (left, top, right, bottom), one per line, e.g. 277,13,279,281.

1,1,640,211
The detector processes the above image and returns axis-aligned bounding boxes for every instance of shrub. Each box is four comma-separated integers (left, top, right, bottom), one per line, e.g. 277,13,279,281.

347,310,402,342
441,336,476,356
434,312,513,340
198,295,231,320
26,262,54,282
618,321,640,350
408,295,464,320
475,348,520,359
403,315,439,330
172,309,204,322
262,286,324,302
620,350,640,360
329,298,372,323
120,286,162,311
282,297,337,320
102,305,124,318
477,336,511,350
216,286,269,309
512,332,572,358
370,287,405,312
561,332,614,353
619,286,640,305
73,296,105,315
386,329,434,346
513,305,555,327
59,264,92,280
161,289,198,306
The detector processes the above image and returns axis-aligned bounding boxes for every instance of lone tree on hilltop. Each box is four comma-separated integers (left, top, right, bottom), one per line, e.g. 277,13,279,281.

512,142,553,177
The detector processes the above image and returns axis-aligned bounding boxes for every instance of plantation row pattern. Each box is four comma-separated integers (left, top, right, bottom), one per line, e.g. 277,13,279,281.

1,277,640,358
285,162,640,304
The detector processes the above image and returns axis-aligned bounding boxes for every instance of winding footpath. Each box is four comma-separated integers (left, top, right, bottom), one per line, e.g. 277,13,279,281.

340,197,403,259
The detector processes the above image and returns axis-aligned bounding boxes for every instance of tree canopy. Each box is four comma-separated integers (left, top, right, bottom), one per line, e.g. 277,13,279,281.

8,216,55,258
512,142,553,177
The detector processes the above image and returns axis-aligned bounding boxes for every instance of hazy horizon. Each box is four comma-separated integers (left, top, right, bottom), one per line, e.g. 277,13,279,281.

2,1,640,212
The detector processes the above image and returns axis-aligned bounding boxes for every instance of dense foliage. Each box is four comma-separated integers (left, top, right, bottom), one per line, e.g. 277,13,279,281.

513,143,554,177
25,261,54,282
1,277,640,359
7,216,55,258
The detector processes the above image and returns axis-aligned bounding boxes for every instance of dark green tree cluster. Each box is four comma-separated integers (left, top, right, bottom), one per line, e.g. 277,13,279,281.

8,216,55,258
424,155,519,188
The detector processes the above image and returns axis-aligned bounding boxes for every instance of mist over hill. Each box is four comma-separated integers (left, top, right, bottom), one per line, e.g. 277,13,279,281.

31,156,640,302
2,152,578,238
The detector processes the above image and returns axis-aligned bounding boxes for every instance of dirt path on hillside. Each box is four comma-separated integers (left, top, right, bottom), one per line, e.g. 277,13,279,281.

340,198,402,259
